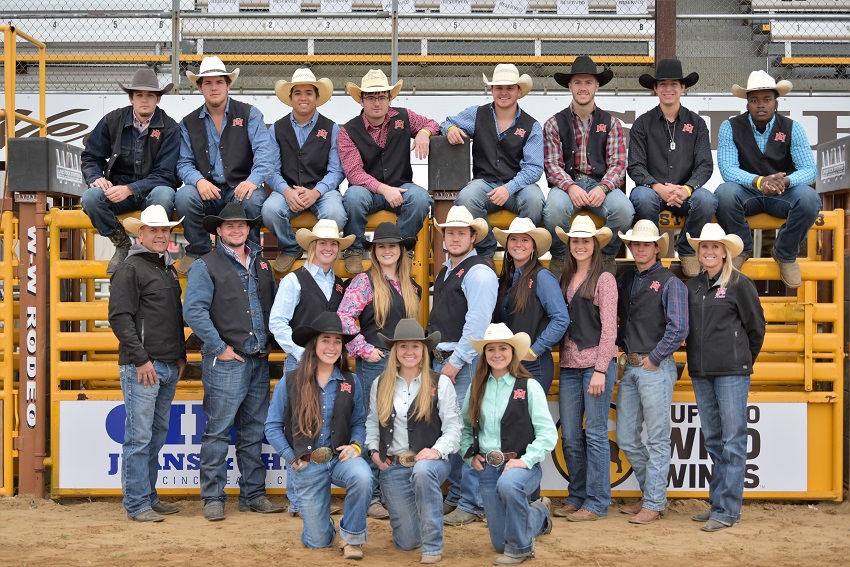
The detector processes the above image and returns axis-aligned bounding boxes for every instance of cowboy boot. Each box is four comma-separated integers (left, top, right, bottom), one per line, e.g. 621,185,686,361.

107,225,132,274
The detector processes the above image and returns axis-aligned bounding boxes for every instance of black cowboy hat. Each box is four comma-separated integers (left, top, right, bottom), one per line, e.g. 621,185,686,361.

292,312,356,347
638,59,699,90
363,222,417,251
202,202,262,234
554,56,614,89
378,318,441,351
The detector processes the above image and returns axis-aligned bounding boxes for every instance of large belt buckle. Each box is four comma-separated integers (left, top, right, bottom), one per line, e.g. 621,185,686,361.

398,450,417,468
627,352,643,367
310,447,333,464
485,450,508,467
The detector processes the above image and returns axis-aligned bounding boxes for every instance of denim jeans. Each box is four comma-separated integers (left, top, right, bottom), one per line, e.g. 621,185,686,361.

342,183,433,253
543,180,634,260
82,185,175,237
119,360,180,517
356,355,390,504
629,185,718,256
714,182,821,262
262,190,347,256
380,459,451,556
615,355,677,512
521,351,555,397
289,456,372,548
432,356,484,515
477,463,549,557
691,374,751,526
558,361,617,516
175,183,267,257
282,354,300,512
454,178,545,258
199,353,270,505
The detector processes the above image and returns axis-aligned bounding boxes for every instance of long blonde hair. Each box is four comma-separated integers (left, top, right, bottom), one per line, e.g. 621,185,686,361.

375,344,434,426
370,246,419,328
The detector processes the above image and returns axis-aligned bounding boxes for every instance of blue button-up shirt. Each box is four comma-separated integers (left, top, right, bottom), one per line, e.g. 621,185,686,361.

267,111,345,196
499,265,570,356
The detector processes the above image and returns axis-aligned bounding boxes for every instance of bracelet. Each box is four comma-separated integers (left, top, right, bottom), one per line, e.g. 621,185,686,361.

528,347,537,357
755,176,764,190
419,129,432,137
683,185,693,197
350,441,363,456
447,125,457,132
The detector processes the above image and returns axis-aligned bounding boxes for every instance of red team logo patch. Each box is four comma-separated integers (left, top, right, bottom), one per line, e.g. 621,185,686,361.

395,120,405,129
340,382,352,393
150,129,161,140
317,129,328,139
514,128,526,137
259,261,268,271
682,123,694,134
775,132,786,142
596,124,607,133
716,288,727,299
650,280,661,292
232,118,243,127
456,269,465,278
335,283,344,294
513,389,526,400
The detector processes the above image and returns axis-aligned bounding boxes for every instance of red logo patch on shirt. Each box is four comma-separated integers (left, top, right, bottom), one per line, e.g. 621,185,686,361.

394,120,405,129
149,129,161,140
232,118,244,127
456,268,465,278
716,287,727,299
259,260,268,271
431,387,436,397
528,278,534,289
514,127,526,137
596,124,607,133
650,280,661,292
335,283,344,294
513,389,526,400
317,129,328,139
682,123,694,134
340,382,352,393
775,132,786,142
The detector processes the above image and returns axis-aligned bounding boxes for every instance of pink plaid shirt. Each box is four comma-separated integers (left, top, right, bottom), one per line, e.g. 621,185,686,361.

560,271,619,372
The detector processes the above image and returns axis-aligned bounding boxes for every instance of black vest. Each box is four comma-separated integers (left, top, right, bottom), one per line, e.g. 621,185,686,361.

554,106,612,183
377,373,442,460
359,274,422,347
344,108,413,187
465,378,536,459
104,106,176,185
617,266,675,353
472,104,537,184
273,113,335,189
495,265,549,343
567,291,602,350
643,106,702,186
730,112,796,177
183,98,254,187
283,370,356,459
428,255,489,343
289,267,345,331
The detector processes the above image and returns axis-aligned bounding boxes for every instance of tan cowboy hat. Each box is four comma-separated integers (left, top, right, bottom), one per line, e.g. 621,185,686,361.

555,214,613,249
346,69,403,102
119,68,173,96
686,223,744,259
483,64,533,98
619,219,669,257
186,56,240,87
275,68,334,107
493,217,552,257
378,318,442,352
433,205,489,244
469,323,531,356
295,219,355,251
122,205,183,236
732,70,793,99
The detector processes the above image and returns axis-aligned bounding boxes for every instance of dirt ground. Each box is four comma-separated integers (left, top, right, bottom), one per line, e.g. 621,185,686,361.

1,495,848,566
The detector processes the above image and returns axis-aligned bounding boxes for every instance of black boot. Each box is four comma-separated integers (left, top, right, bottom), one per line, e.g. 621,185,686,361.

107,225,132,274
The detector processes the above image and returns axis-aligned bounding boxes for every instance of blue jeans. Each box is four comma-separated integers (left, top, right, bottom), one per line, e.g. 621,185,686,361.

82,185,175,237
629,185,718,256
543,180,634,260
262,190,347,256
714,181,821,262
521,351,555,397
477,463,549,557
119,361,180,517
432,356,484,515
454,178,545,258
342,183,433,253
289,456,371,548
381,459,451,556
282,354,300,512
615,355,677,512
199,353,270,505
356,355,390,504
175,183,266,257
691,374,751,526
558,361,617,516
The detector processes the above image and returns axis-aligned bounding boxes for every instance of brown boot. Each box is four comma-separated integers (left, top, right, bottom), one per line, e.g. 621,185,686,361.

342,250,364,275
107,225,132,274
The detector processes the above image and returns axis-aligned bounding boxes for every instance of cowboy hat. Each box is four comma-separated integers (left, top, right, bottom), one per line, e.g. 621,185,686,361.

553,56,614,89
186,56,240,87
346,69,403,102
295,219,355,251
555,214,613,249
378,318,441,352
434,205,489,244
202,202,261,234
122,204,183,235
493,217,552,257
638,59,699,90
619,219,670,257
275,68,334,107
686,223,744,259
731,70,793,99
119,68,173,95
364,222,416,251
292,311,356,347
483,64,533,98
469,323,531,356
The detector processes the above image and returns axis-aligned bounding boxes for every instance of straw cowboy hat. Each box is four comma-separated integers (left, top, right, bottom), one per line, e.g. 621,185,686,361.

493,217,552,257
275,68,334,107
638,58,699,90
555,214,613,249
295,219,356,251
469,323,531,356
554,56,613,89
731,70,793,99
122,204,183,236
434,205,489,244
686,223,744,259
201,202,260,234
364,222,416,251
119,68,173,96
292,311,356,347
346,69,403,102
619,219,670,257
483,64,533,98
186,56,240,86
378,318,441,352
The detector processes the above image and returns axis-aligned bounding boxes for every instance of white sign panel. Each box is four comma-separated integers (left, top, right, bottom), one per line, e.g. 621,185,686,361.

557,0,589,15
616,0,647,14
493,0,529,14
320,0,353,12
269,0,302,13
207,0,240,13
382,0,417,13
440,0,471,14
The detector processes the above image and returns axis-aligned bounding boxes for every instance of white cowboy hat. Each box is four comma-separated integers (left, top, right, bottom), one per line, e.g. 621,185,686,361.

434,205,489,244
275,68,334,107
483,64,533,98
186,56,240,87
732,70,793,99
493,217,552,257
469,323,531,356
295,219,355,251
122,205,183,236
346,69,403,102
555,214,613,249
686,223,744,259
619,219,669,258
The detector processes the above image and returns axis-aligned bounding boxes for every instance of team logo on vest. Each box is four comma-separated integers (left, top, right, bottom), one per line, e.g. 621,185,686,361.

650,280,661,292
716,288,727,299
596,124,607,133
394,120,405,129
335,283,344,294
259,260,269,271
683,123,694,134
232,118,244,127
340,382,352,393
514,128,526,137
456,269,465,278
150,129,161,140
317,129,328,139
528,278,533,289
513,389,526,400
775,132,786,143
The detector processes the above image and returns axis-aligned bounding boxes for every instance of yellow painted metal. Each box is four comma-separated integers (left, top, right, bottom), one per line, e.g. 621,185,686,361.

1,26,48,143
0,213,19,496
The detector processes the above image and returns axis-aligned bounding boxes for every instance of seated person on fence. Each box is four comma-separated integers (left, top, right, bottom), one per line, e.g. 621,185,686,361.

80,69,180,274
337,69,437,275
627,59,717,278
444,64,545,270
262,69,347,275
714,70,820,289
542,56,633,278
175,56,274,274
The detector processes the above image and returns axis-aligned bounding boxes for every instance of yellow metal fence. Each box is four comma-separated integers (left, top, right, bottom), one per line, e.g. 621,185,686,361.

0,211,19,496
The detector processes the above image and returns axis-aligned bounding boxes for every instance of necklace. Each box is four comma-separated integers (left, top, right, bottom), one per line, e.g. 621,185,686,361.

665,119,676,151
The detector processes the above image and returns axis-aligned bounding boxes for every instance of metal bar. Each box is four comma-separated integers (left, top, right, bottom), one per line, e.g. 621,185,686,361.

655,0,675,60
11,112,46,128
172,0,181,94
390,0,399,84
0,213,17,496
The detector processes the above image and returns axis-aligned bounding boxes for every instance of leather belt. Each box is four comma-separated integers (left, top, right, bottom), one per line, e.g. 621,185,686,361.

623,352,650,367
573,172,597,181
433,350,454,363
301,447,334,465
388,450,417,468
484,450,518,467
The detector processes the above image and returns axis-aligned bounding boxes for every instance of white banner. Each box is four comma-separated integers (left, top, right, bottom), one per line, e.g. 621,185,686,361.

616,0,648,15
493,0,529,14
269,0,302,13
207,0,240,13
382,0,417,13
440,0,471,14
557,0,589,15
320,0,352,12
